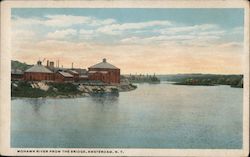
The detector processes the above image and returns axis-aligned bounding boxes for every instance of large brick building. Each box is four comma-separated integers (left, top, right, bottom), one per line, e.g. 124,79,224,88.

24,61,54,81
88,58,120,84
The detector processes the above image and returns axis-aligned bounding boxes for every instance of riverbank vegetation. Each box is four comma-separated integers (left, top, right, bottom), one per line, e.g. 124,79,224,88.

158,74,243,88
11,81,137,98
123,74,160,84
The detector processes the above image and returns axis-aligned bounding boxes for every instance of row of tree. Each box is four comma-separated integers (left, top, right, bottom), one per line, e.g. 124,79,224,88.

124,74,160,83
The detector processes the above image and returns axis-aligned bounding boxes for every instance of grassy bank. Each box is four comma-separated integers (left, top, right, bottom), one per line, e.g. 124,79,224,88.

11,81,82,98
11,81,137,98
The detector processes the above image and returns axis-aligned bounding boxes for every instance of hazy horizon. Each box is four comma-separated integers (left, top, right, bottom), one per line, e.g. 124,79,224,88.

12,8,244,74
12,59,243,76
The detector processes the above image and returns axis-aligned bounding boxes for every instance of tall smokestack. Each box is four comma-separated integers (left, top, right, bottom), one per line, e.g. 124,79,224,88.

72,62,73,69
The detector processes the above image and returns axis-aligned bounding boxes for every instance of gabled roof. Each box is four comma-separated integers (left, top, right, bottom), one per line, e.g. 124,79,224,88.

25,64,53,73
68,70,79,74
89,58,119,69
79,75,88,78
58,71,73,77
88,71,108,74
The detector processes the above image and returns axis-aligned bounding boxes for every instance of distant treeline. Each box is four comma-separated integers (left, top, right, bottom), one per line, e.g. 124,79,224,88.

123,74,160,83
157,74,243,88
11,60,32,71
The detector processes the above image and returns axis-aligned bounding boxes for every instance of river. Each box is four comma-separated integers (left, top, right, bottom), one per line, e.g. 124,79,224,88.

11,82,243,148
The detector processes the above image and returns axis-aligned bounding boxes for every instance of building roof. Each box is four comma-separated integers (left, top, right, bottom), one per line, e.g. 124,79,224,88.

25,62,53,73
74,68,87,74
79,75,88,78
89,58,119,69
68,70,79,74
58,71,73,77
88,71,108,74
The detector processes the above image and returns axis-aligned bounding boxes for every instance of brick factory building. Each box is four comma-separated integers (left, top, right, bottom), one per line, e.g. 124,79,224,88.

19,59,120,84
88,58,120,84
24,61,54,81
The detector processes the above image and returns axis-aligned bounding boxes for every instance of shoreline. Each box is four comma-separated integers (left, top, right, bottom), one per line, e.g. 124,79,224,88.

172,82,243,88
11,81,137,99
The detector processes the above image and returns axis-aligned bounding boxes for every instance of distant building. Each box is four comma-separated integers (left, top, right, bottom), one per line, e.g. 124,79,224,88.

78,75,89,81
54,71,74,83
73,68,87,75
24,61,54,81
11,69,24,80
88,58,120,84
67,69,80,82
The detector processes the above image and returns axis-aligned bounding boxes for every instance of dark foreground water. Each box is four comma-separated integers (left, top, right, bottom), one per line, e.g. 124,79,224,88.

11,82,243,148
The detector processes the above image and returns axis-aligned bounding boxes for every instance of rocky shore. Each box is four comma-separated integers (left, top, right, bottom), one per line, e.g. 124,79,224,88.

11,81,137,98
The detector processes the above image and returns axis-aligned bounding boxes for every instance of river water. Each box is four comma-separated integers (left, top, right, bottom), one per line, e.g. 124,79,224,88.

11,82,243,148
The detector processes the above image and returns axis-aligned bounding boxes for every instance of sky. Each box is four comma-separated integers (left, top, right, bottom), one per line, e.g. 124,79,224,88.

11,8,244,74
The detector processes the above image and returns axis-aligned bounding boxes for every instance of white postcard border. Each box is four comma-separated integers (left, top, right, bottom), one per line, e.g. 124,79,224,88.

0,0,249,156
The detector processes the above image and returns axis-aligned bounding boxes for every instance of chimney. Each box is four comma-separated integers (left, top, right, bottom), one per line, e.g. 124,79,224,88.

47,60,49,66
50,61,54,68
71,62,73,69
103,58,106,63
37,60,42,65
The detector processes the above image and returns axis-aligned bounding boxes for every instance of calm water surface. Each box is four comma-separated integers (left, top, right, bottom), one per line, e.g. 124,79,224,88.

11,82,243,148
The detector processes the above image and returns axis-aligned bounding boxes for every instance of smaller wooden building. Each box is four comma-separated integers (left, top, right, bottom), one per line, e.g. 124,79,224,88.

11,69,24,80
54,71,74,83
67,70,80,82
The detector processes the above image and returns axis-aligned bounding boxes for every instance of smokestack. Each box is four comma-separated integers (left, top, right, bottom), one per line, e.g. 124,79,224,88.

72,62,73,69
47,60,49,67
50,61,54,68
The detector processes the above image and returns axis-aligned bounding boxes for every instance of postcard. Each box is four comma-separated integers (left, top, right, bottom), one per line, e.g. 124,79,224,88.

0,0,249,156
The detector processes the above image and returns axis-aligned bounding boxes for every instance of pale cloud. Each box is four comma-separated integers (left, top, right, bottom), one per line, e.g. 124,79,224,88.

12,29,36,40
89,18,116,26
120,23,227,46
96,20,172,35
120,34,220,46
11,14,244,74
120,37,142,44
12,16,44,29
79,29,94,35
44,15,116,27
197,30,225,36
231,26,244,34
47,29,77,39
44,15,91,27
217,42,243,50
12,15,117,28
12,38,243,74
79,29,95,40
158,24,218,34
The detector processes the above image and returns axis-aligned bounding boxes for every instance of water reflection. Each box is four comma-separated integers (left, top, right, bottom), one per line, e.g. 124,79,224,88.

90,94,119,105
24,98,46,112
11,83,243,148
